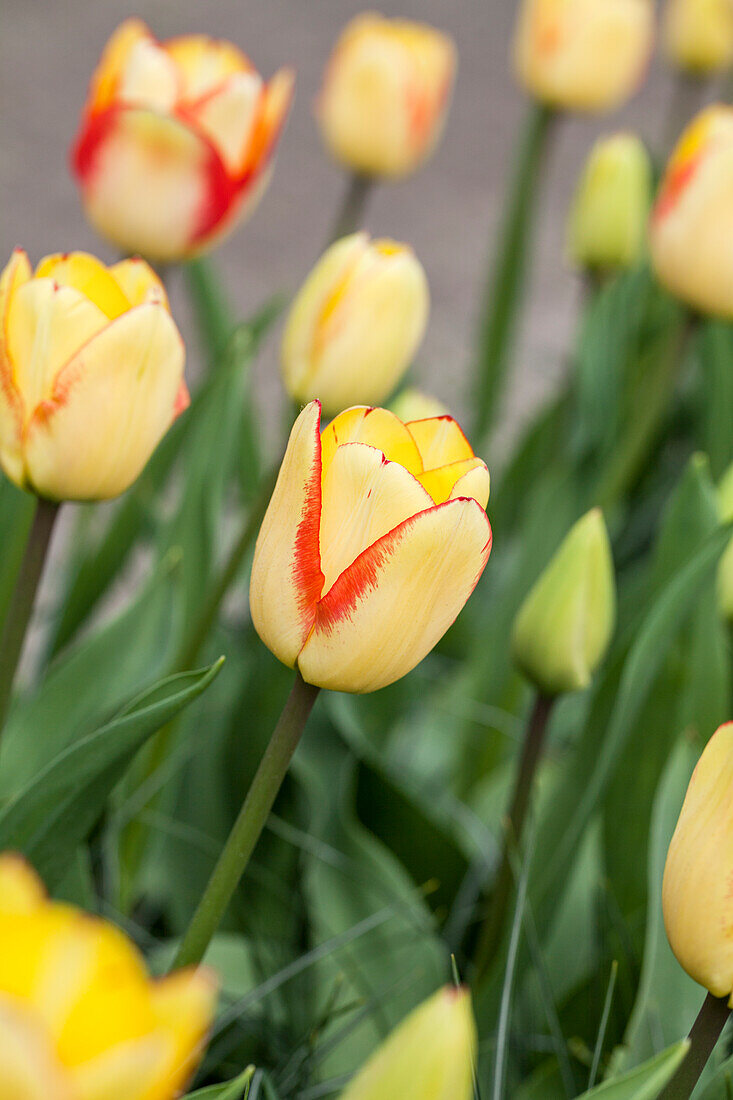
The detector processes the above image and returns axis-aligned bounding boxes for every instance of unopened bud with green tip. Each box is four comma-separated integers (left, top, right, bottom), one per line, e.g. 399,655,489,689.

389,387,449,422
339,986,476,1100
716,461,733,622
511,508,616,697
567,133,652,273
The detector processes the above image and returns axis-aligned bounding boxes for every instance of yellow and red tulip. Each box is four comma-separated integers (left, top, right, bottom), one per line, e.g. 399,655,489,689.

281,233,429,415
650,105,733,319
513,0,654,113
71,19,294,261
663,0,733,75
663,723,733,999
249,402,492,693
0,249,186,501
317,14,456,179
0,853,216,1100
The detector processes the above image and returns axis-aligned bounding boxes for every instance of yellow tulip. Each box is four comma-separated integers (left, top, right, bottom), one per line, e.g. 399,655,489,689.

664,0,733,74
0,249,186,501
71,19,293,262
281,234,429,415
390,387,449,421
650,105,733,319
567,133,652,272
663,722,733,999
511,509,616,696
0,853,216,1100
716,462,733,621
317,14,456,178
513,0,654,113
250,401,491,693
339,986,476,1100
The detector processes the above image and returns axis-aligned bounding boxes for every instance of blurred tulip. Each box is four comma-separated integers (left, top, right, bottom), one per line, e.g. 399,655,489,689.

250,401,491,693
514,0,654,112
339,986,476,1100
318,14,456,178
0,852,216,1099
567,132,652,272
664,0,733,74
650,105,733,318
663,722,733,998
512,508,616,696
0,249,186,501
281,233,429,414
390,387,449,421
716,462,733,621
71,19,293,261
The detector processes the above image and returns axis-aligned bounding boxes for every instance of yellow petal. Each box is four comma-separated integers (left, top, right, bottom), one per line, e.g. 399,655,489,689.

87,19,153,114
35,253,131,320
406,415,474,470
249,401,325,667
319,441,433,592
164,35,252,100
116,38,179,112
142,969,217,1100
191,70,263,173
0,995,71,1100
449,460,490,509
71,1037,169,1100
0,249,32,485
321,406,422,478
109,259,168,309
298,498,492,692
0,855,46,914
23,302,184,501
418,456,490,507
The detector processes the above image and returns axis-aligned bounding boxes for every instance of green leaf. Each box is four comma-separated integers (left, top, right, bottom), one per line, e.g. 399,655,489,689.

695,320,733,480
0,477,35,640
185,1066,255,1100
576,1041,689,1098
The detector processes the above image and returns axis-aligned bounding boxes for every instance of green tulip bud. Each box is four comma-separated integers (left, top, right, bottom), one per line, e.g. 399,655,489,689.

511,508,616,696
389,387,449,422
567,133,652,273
717,462,733,621
339,986,476,1100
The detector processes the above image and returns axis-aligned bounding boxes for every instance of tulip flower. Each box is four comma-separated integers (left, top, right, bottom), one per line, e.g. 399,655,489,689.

250,401,492,693
0,249,186,501
663,0,733,75
716,462,733,621
511,509,616,696
281,233,429,414
567,133,652,272
71,19,293,262
663,722,733,998
513,0,654,113
318,14,456,179
650,105,733,319
0,852,216,1099
390,387,449,422
339,986,476,1100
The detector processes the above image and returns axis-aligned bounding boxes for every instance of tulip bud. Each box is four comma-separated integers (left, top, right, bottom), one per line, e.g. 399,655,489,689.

511,509,616,696
281,233,429,415
0,249,186,501
318,14,456,179
650,105,733,319
0,852,217,1098
71,19,293,262
513,0,654,113
250,401,491,693
339,986,476,1100
663,722,733,998
664,0,733,75
716,462,733,621
390,387,449,422
567,133,652,272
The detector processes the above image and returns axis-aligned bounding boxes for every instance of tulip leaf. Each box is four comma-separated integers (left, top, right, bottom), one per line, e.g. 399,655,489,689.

185,1065,255,1099
695,320,733,480
0,659,223,888
575,1041,689,1098
0,476,35,642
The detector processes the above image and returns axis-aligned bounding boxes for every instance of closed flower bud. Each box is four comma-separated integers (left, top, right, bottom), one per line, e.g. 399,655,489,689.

390,387,449,422
0,853,217,1099
511,508,616,696
567,133,652,272
71,19,293,262
514,0,654,113
318,14,456,179
250,401,491,693
716,462,733,621
0,249,186,501
281,233,429,415
339,986,476,1100
664,0,733,75
663,722,733,998
650,105,733,318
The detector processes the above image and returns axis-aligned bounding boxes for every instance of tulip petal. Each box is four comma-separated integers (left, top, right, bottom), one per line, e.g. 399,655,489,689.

449,459,490,509
117,38,179,113
0,995,70,1100
250,401,325,667
0,855,46,914
298,497,492,692
70,1037,168,1100
320,441,433,592
191,71,263,174
164,35,253,100
23,302,184,500
109,258,169,309
406,415,474,470
321,406,422,477
0,249,31,484
35,253,131,320
87,18,152,114
418,456,490,506
144,969,217,1099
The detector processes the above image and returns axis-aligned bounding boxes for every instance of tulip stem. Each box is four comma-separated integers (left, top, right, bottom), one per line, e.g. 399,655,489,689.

0,497,59,733
472,692,554,982
328,173,374,244
472,101,555,444
659,993,731,1100
172,670,320,969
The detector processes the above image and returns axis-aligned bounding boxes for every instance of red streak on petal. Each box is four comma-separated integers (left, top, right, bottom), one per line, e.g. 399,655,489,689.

173,380,191,418
293,412,325,625
653,157,701,222
70,107,117,184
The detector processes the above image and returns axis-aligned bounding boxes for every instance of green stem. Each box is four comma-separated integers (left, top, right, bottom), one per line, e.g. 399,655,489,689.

328,173,374,244
473,102,555,443
0,498,59,733
173,671,320,968
185,257,236,360
473,692,554,982
659,993,730,1100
